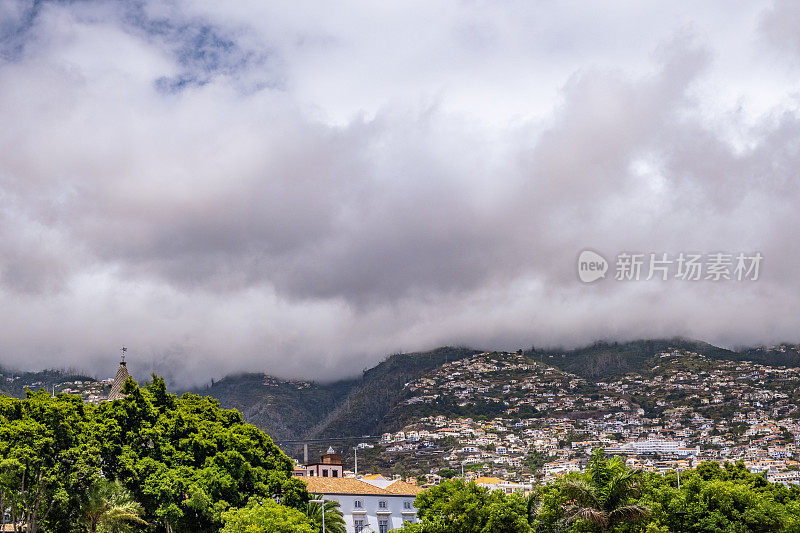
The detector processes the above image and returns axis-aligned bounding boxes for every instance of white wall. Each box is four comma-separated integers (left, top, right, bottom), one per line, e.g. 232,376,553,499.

322,493,418,533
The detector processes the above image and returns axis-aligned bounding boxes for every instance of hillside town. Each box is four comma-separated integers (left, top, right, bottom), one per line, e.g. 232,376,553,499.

317,350,800,489
8,348,800,532
285,349,800,531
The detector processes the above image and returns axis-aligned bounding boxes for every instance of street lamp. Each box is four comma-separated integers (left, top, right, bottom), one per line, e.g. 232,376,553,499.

310,499,326,533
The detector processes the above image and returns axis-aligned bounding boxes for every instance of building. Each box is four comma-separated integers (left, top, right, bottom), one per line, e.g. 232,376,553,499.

304,477,422,533
622,439,687,455
474,476,531,494
296,447,345,478
768,470,800,485
107,348,132,401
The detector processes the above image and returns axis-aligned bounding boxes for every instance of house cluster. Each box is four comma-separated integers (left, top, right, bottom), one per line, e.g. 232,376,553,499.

56,379,113,402
401,351,631,414
369,349,800,486
0,372,113,403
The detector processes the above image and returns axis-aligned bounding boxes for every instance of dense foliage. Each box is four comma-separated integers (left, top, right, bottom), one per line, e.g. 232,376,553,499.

220,500,316,533
533,450,800,532
405,450,800,533
534,450,649,532
398,479,532,533
0,377,308,532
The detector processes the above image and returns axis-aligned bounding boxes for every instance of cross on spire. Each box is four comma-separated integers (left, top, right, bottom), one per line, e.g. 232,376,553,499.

120,346,127,364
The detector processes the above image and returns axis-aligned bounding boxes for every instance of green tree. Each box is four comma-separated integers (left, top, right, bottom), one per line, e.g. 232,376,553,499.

640,461,791,532
306,496,346,533
0,377,309,533
522,451,549,475
537,449,649,533
437,469,456,479
0,391,98,533
221,499,316,533
79,478,147,533
398,479,531,533
96,377,309,531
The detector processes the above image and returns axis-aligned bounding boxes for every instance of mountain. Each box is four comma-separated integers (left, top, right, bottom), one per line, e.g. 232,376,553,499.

190,339,800,446
3,339,798,450
186,346,481,443
730,344,800,367
187,373,358,443
530,338,738,379
0,366,100,397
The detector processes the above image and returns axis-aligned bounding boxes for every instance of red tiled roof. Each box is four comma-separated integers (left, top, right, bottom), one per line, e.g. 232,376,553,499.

304,477,423,496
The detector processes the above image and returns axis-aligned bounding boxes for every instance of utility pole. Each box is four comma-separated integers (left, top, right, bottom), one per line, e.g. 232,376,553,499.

354,446,358,475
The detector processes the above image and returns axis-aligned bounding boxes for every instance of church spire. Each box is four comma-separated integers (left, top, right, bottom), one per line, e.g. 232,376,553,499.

107,346,132,401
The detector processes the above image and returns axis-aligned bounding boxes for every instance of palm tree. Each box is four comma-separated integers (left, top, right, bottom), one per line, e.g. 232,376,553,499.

305,495,346,533
525,488,542,526
555,449,649,532
80,479,148,533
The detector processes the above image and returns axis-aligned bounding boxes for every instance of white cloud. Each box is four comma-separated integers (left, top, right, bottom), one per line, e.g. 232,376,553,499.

0,0,799,385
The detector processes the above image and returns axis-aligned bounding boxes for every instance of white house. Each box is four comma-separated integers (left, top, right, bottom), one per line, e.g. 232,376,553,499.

304,476,422,533
474,476,532,494
622,439,687,455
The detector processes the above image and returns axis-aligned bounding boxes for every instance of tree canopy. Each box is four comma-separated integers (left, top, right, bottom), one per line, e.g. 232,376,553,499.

398,479,531,533
405,451,800,533
0,376,308,532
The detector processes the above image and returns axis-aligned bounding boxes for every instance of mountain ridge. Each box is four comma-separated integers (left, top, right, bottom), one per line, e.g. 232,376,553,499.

2,339,798,446
188,338,800,444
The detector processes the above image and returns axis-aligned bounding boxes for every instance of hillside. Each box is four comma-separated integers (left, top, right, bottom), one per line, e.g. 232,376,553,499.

3,339,797,450
188,373,358,442
0,366,103,398
192,340,800,447
187,346,481,443
387,351,600,425
532,338,738,379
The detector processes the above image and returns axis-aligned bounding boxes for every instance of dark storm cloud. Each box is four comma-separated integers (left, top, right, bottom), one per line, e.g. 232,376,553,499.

0,0,798,384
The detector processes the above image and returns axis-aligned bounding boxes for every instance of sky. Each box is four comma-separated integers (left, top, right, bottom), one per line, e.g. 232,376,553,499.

1,1,800,385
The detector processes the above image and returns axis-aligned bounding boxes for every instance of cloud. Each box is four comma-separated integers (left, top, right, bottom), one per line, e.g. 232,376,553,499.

760,0,800,63
0,0,799,385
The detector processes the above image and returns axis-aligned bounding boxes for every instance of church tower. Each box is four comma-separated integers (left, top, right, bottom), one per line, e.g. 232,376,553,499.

107,346,132,401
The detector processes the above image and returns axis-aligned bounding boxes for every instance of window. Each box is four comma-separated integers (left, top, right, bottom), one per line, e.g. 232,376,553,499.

378,500,387,509
379,520,389,533
403,500,412,510
322,470,328,477
354,519,364,533
354,500,363,509
332,470,338,477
